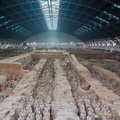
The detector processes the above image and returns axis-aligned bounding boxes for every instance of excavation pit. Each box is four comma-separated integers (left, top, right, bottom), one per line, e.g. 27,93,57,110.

0,51,120,120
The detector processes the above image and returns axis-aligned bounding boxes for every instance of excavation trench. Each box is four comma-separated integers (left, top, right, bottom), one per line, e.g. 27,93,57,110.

0,73,23,103
63,63,117,120
80,60,120,77
0,60,39,102
15,58,81,120
25,60,39,71
63,63,98,120
32,59,55,120
81,61,120,96
62,63,82,118
15,59,55,120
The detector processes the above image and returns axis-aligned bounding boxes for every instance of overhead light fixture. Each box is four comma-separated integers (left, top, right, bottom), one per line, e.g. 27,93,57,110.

96,16,109,24
40,0,60,30
103,11,119,20
113,4,120,9
0,16,5,19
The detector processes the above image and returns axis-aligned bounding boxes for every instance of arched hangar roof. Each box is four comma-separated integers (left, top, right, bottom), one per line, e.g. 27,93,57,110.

0,0,120,44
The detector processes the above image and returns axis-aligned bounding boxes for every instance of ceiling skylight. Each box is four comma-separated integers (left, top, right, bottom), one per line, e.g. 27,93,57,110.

74,24,96,36
96,16,109,24
40,0,60,30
